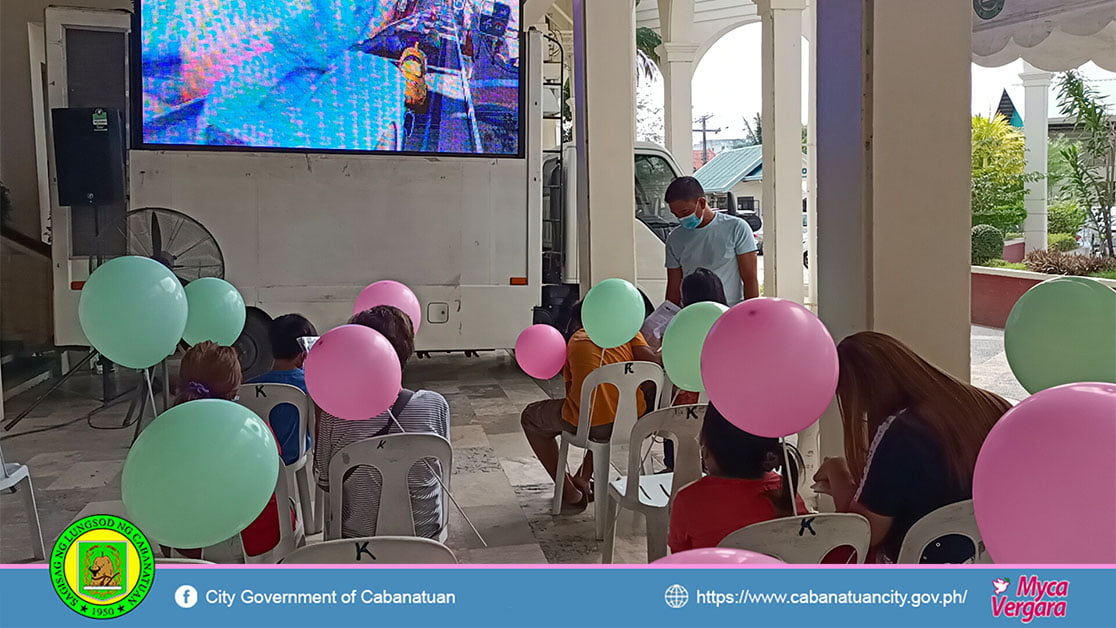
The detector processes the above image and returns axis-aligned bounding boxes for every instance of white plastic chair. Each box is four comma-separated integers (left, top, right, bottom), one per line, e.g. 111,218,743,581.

238,383,318,534
239,454,306,564
0,451,45,560
325,433,452,541
281,536,457,564
553,361,664,540
658,374,707,409
897,499,989,564
601,404,706,563
719,513,872,564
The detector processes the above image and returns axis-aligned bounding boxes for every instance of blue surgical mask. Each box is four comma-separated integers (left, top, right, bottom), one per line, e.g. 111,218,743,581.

680,213,702,230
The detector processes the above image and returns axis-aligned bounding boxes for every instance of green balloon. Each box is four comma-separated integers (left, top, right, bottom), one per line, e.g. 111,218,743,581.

1005,276,1116,394
183,277,246,346
662,301,729,392
582,278,646,349
122,399,279,548
78,256,188,369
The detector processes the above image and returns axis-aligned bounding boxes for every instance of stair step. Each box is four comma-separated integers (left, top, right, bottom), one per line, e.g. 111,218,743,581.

2,355,58,401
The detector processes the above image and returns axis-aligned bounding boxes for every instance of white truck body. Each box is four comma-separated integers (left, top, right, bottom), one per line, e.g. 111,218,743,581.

37,10,681,370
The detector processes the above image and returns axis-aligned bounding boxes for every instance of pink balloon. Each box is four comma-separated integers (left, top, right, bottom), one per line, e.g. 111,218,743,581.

973,382,1116,563
304,325,402,421
700,298,838,438
654,548,784,565
354,280,422,332
515,325,567,379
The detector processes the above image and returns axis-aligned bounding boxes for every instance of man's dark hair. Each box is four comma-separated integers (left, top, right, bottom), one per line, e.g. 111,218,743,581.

269,314,318,360
350,305,415,370
664,176,705,204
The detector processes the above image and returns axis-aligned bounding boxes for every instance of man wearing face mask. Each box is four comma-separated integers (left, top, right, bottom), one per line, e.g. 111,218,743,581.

663,177,760,306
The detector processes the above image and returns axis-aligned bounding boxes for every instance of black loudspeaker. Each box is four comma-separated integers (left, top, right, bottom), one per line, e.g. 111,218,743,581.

51,107,126,206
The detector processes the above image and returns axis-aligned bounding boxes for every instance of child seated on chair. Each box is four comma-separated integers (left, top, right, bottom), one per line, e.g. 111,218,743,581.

668,404,806,553
313,305,450,539
662,268,729,470
164,342,293,559
249,313,318,465
520,301,658,509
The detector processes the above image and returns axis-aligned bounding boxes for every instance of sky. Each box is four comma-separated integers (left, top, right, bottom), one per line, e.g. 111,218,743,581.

663,22,1116,145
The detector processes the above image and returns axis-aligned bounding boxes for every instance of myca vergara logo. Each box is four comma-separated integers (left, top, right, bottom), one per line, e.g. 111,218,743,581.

50,515,155,619
991,575,1069,624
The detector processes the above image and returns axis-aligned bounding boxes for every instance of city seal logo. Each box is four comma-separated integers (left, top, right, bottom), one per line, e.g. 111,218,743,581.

50,515,154,619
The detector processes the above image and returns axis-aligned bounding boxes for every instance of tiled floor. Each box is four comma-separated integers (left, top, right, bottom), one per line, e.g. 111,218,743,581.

0,351,657,564
0,325,1029,564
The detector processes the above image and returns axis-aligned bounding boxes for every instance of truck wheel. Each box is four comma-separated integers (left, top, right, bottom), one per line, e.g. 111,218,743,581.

233,308,273,381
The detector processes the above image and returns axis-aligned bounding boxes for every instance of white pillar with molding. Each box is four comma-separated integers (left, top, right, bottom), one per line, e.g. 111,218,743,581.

757,0,806,304
659,42,700,172
572,0,638,290
815,0,973,473
1020,64,1052,254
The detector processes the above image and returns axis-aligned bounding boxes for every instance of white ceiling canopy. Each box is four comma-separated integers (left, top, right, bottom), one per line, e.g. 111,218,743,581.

972,0,1116,72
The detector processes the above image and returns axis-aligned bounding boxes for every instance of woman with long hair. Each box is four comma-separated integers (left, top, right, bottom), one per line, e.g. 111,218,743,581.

813,332,1012,563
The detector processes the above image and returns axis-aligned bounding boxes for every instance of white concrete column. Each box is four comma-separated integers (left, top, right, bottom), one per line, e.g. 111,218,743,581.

757,0,806,304
572,0,637,290
805,1,818,307
816,0,972,464
659,43,700,172
1020,63,1052,253
797,0,820,508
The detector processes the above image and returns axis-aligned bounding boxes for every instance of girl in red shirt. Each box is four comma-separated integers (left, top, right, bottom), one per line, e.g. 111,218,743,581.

668,404,806,553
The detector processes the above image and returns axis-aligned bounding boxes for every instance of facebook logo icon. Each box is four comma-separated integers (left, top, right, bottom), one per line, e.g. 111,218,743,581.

175,585,198,609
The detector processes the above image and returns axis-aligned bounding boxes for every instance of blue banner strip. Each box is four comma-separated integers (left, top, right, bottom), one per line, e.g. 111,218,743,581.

3,565,1113,627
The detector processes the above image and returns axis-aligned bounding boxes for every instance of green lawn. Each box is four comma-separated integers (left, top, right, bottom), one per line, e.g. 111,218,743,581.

1089,269,1116,280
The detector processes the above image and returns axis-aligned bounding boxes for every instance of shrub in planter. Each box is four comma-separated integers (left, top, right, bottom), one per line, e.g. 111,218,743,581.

1047,200,1086,235
1048,233,1079,253
972,224,1005,265
1024,250,1116,276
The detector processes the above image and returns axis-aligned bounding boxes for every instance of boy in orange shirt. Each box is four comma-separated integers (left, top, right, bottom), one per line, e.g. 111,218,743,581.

520,303,657,508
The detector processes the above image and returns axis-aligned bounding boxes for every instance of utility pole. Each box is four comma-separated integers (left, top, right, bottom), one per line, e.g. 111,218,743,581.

693,114,722,168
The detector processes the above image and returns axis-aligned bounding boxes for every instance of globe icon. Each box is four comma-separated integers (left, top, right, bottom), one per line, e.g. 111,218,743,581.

664,584,689,609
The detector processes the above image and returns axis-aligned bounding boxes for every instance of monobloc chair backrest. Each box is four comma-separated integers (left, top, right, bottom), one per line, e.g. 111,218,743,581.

622,404,707,501
281,536,457,564
240,452,303,563
897,499,988,564
577,361,664,446
327,433,452,539
719,513,872,564
238,384,312,461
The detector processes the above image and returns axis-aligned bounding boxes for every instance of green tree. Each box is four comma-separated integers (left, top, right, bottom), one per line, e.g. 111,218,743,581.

971,114,1038,233
743,113,762,146
1055,70,1116,257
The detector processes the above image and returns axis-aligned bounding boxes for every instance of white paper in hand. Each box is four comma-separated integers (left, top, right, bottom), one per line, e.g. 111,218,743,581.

297,336,320,353
642,301,681,342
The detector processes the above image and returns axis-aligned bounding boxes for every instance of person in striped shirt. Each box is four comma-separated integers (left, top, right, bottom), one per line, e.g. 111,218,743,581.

313,306,450,539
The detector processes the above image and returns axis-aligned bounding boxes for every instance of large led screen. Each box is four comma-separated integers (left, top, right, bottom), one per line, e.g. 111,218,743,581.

136,1,522,156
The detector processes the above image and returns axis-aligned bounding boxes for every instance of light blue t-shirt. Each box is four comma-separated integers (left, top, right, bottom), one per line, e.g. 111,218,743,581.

665,212,758,305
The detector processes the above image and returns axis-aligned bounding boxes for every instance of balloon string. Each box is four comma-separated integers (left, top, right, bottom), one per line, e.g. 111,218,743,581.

143,369,159,429
387,411,488,548
779,436,797,517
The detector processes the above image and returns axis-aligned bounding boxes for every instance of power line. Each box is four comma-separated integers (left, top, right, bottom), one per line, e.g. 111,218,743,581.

693,114,722,167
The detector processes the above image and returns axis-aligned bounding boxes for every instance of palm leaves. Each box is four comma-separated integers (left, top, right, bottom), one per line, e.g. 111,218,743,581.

1055,71,1116,257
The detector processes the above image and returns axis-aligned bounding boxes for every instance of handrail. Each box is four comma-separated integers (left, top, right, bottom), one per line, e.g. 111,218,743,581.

0,224,51,260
